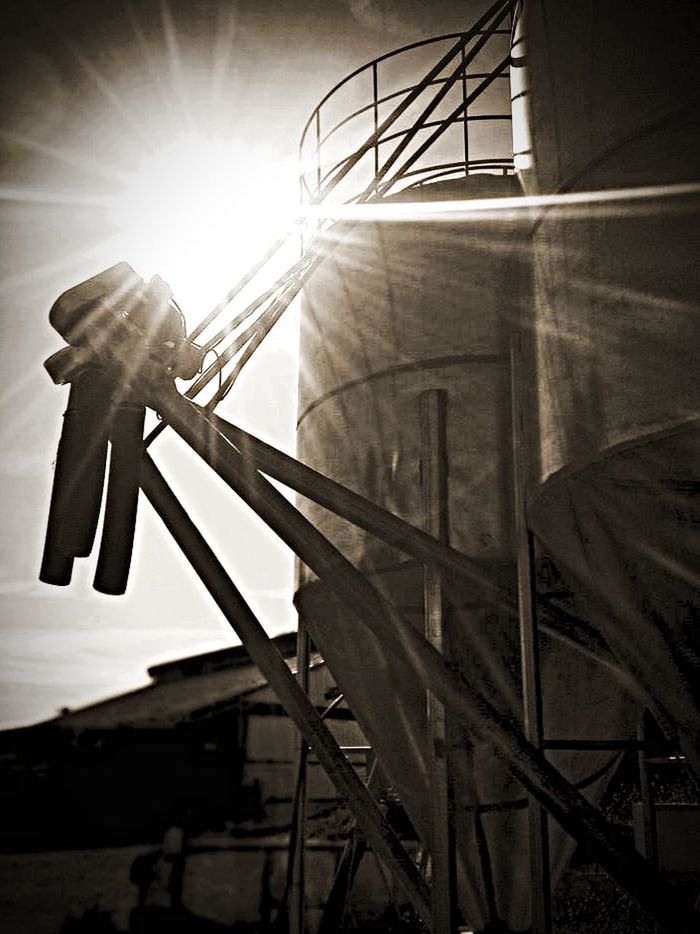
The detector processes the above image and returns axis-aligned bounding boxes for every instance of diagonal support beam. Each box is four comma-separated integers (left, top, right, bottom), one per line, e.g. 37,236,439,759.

209,412,637,693
210,411,505,602
145,379,699,933
139,453,433,927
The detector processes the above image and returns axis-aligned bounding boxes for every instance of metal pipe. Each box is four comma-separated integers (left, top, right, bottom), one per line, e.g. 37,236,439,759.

372,61,379,185
511,334,552,934
211,411,506,604
288,623,310,934
187,229,298,344
316,109,322,197
93,400,145,595
40,367,113,583
461,46,469,173
420,388,455,934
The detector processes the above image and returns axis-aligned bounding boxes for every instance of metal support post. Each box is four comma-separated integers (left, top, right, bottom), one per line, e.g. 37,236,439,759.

420,389,455,934
139,453,432,928
510,333,552,934
319,757,379,934
461,46,469,173
289,623,311,934
637,711,659,870
637,712,663,934
211,412,506,605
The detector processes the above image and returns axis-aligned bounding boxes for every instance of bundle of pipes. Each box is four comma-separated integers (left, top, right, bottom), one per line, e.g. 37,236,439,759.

40,262,202,594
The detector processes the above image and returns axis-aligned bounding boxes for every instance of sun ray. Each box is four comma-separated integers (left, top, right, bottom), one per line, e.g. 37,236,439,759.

64,41,152,148
126,0,171,108
0,371,56,427
111,134,298,318
160,0,195,132
0,234,124,296
566,274,698,318
209,6,241,127
303,181,700,223
0,130,130,187
0,187,114,209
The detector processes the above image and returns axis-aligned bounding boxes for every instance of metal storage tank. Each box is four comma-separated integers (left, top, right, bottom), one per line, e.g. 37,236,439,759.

295,167,634,927
296,172,533,929
516,0,700,775
297,173,525,577
292,4,700,925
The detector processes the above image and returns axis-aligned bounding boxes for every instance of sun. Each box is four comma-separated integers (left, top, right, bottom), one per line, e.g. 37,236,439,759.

113,133,298,322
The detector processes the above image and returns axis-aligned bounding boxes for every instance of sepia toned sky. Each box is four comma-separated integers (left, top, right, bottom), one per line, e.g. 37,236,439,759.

0,0,476,726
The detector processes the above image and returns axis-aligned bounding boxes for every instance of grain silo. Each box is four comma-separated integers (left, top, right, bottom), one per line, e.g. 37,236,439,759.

520,0,700,780
292,2,700,930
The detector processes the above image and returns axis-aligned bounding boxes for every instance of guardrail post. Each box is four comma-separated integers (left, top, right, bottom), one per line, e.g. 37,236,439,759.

461,45,469,173
289,622,311,934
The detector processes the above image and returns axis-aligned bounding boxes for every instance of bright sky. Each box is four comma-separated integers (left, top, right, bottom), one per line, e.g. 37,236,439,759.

0,0,473,727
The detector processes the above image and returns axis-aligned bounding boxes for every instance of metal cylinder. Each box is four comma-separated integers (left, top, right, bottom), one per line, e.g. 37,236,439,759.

516,0,700,483
40,367,113,583
93,400,146,595
516,0,700,771
297,174,528,585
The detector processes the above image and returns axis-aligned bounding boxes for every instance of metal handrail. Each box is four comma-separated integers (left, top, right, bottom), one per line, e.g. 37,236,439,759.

299,0,515,204
317,0,513,198
373,52,512,199
297,28,511,153
308,72,509,167
315,116,513,197
389,159,513,191
357,7,513,201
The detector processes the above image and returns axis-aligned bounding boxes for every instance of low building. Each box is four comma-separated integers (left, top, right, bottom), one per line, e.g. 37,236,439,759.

0,633,401,933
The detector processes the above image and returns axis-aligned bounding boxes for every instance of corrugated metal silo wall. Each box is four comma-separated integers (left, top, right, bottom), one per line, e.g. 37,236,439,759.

520,0,700,776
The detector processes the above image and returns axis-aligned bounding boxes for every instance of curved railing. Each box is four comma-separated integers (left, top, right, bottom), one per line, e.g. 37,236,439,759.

299,2,515,205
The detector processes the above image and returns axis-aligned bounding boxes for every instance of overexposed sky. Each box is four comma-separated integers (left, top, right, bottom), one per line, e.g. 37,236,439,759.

0,0,475,727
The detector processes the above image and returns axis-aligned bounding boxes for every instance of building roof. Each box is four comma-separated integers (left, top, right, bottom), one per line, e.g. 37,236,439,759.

1,631,324,734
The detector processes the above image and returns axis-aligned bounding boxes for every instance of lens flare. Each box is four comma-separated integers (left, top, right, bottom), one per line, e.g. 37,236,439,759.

113,134,297,318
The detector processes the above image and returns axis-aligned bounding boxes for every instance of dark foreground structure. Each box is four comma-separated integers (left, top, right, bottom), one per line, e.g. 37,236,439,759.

0,636,384,932
10,1,700,932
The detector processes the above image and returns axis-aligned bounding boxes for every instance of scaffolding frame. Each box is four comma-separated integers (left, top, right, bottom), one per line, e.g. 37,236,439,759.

129,373,698,933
